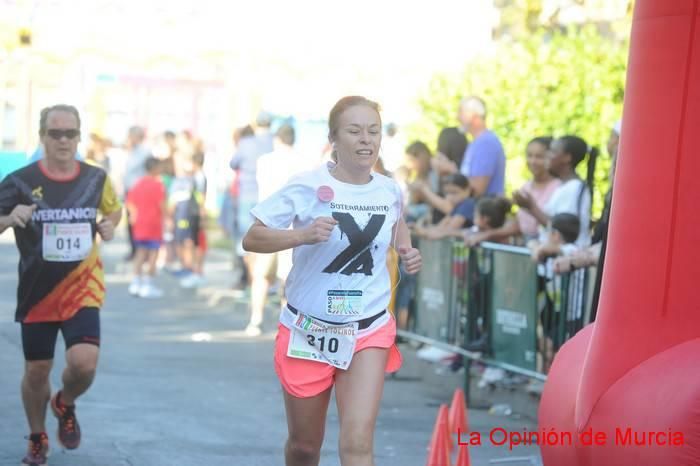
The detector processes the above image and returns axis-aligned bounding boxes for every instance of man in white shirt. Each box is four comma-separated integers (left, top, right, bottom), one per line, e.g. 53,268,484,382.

245,124,313,336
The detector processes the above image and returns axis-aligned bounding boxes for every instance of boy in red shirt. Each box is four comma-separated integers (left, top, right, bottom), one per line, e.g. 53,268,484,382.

126,157,166,298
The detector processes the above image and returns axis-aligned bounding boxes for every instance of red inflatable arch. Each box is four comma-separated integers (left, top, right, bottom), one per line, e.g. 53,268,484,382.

539,0,700,464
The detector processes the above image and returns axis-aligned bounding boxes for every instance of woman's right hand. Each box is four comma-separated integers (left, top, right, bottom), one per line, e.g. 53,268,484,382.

302,216,338,245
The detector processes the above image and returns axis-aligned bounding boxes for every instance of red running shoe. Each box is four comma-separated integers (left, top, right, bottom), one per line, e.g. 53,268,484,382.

21,432,49,466
50,391,81,450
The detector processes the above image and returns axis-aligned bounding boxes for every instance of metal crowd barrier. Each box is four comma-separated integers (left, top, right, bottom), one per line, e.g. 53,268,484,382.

400,238,596,397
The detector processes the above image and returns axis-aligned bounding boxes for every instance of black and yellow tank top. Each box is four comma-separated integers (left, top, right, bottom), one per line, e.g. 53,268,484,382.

0,161,121,323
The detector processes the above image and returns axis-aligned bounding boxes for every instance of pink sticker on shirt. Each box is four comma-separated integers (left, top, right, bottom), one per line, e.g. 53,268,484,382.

317,185,334,203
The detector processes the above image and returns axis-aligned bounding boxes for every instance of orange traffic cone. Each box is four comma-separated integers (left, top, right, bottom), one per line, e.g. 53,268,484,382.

455,440,472,466
426,405,452,466
448,388,469,451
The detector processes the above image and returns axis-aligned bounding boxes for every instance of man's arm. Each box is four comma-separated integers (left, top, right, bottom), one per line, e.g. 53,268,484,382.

467,139,501,197
468,176,490,198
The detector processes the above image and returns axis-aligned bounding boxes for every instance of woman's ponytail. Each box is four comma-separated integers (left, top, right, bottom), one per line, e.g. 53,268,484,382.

586,146,600,193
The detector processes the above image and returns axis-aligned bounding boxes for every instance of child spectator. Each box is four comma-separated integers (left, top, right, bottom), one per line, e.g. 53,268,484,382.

413,174,475,240
531,213,581,262
468,197,512,243
169,151,203,287
181,151,208,288
461,196,513,353
126,157,166,298
531,213,582,374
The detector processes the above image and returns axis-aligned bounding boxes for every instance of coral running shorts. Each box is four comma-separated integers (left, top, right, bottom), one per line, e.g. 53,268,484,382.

274,316,402,398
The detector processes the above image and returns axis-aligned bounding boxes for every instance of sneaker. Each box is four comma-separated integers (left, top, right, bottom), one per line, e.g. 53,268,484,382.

180,274,205,289
138,283,164,299
478,367,506,389
50,391,81,450
21,433,49,466
128,277,141,296
167,267,192,278
267,280,281,296
526,379,545,396
464,335,489,352
244,324,262,337
416,345,457,364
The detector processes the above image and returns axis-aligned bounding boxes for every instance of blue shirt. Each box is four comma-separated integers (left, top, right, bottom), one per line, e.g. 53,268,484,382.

451,198,476,227
459,130,506,196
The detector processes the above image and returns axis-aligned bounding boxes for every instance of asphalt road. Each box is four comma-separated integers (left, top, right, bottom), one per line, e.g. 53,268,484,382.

0,230,541,466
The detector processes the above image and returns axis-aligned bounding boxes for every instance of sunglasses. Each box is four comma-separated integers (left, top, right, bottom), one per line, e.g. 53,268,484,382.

47,129,80,140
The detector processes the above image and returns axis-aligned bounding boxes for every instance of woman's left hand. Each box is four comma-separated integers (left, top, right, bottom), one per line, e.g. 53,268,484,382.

513,189,534,209
398,246,422,275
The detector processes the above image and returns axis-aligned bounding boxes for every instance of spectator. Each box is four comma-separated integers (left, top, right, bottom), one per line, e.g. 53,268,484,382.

437,126,468,170
158,130,177,181
123,126,150,260
169,150,203,287
462,196,513,352
126,157,166,298
530,213,581,263
465,136,561,246
253,111,275,155
244,124,308,336
457,97,506,196
225,125,255,290
472,196,512,235
180,151,208,288
413,174,475,240
405,141,462,223
229,113,275,288
404,141,443,222
553,121,621,321
533,212,583,374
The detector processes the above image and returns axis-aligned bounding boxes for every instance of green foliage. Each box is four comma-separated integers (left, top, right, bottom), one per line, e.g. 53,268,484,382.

409,26,628,217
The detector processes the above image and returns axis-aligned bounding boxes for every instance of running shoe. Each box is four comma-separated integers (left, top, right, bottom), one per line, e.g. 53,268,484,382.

128,277,141,296
180,274,205,288
138,283,164,298
21,432,49,466
50,391,81,450
244,324,262,337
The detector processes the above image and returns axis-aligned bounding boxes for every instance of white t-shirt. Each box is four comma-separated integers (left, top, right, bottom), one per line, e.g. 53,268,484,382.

250,163,402,328
542,178,591,247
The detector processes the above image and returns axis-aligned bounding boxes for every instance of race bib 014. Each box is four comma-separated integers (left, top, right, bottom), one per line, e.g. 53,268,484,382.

42,223,92,262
